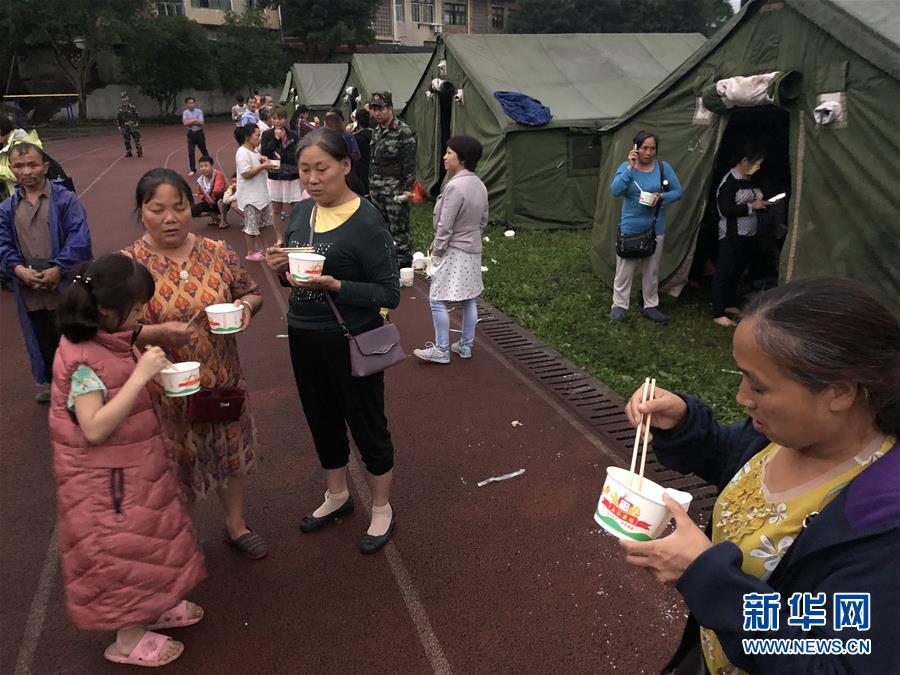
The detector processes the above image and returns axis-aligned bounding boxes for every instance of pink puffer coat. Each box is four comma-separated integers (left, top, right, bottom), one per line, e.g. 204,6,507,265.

49,330,205,630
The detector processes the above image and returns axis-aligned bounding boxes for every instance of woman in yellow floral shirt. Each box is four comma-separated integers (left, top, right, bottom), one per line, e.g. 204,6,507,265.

123,168,267,560
619,278,899,674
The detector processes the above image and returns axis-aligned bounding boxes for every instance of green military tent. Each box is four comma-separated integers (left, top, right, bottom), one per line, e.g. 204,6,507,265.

401,33,705,229
279,63,349,120
591,0,900,312
339,53,431,120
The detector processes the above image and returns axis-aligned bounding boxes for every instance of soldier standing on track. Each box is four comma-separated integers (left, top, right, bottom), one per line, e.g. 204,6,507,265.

368,91,416,268
116,92,142,158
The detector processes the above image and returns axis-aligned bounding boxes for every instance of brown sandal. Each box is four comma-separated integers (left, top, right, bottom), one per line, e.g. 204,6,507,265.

224,529,268,560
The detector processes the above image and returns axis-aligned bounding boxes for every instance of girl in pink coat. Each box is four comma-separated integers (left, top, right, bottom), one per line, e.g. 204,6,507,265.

49,254,205,667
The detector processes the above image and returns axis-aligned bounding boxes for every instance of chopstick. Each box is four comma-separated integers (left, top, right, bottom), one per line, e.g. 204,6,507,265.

637,379,657,491
628,378,650,482
185,309,203,328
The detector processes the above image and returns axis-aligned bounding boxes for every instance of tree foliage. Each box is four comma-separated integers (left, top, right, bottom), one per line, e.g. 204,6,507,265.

271,0,378,60
214,9,287,95
3,0,144,119
509,0,734,37
123,16,213,116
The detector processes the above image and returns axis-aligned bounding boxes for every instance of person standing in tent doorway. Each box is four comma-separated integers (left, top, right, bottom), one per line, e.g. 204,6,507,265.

116,92,142,158
610,131,682,324
368,91,417,269
182,97,209,177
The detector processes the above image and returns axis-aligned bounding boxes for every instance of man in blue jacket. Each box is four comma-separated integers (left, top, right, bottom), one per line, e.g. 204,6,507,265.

0,143,92,402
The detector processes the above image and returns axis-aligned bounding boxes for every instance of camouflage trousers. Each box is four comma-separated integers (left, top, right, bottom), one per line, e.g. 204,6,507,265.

122,127,142,155
370,180,412,268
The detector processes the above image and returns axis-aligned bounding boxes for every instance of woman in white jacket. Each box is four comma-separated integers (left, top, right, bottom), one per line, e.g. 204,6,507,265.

414,136,489,364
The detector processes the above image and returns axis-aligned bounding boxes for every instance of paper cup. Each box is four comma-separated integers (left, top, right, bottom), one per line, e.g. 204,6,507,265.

268,158,281,170
159,361,201,397
593,466,693,541
400,267,414,287
288,252,325,281
638,190,656,207
205,303,244,334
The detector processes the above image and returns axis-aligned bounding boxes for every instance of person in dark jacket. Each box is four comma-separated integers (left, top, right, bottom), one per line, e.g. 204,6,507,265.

711,143,774,327
620,277,899,674
259,106,301,242
352,108,372,196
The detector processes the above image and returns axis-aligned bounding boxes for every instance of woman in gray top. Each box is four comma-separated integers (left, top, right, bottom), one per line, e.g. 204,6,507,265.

414,136,489,364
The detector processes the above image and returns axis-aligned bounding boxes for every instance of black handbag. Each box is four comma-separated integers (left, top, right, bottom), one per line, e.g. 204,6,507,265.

307,207,405,378
616,161,669,259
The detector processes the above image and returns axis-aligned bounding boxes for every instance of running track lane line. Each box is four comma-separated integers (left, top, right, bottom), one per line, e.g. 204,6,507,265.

258,264,454,675
13,528,59,675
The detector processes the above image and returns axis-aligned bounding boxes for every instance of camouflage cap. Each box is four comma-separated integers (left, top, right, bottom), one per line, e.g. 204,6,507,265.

370,91,393,108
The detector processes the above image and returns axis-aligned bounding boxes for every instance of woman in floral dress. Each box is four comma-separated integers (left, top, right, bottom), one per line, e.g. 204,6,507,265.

123,168,267,560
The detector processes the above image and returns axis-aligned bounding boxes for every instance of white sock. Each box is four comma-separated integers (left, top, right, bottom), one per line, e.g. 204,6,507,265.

312,489,349,518
367,502,393,537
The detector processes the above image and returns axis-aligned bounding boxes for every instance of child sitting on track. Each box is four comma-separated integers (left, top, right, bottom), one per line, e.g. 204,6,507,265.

49,253,206,667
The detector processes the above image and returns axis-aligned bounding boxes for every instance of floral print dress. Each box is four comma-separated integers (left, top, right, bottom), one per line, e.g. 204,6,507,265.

701,436,895,675
123,236,261,498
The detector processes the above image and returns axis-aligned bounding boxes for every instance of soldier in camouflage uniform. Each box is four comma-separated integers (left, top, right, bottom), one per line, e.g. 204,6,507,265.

368,91,416,268
116,92,142,158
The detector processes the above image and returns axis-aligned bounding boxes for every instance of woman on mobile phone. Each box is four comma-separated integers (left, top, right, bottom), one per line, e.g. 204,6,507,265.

712,143,769,327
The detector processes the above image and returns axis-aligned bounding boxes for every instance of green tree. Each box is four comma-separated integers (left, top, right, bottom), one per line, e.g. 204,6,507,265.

509,0,733,37
268,0,378,61
214,9,287,95
2,0,144,120
123,16,214,116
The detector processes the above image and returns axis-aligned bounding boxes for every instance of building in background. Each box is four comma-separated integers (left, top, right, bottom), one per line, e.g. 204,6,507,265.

154,0,282,30
375,0,516,46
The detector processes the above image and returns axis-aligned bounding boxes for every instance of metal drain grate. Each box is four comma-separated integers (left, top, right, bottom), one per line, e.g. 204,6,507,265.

472,298,718,526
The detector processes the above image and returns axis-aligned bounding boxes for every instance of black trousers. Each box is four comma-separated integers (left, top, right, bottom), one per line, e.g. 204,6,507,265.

711,235,754,317
28,309,60,384
288,322,394,476
186,130,209,172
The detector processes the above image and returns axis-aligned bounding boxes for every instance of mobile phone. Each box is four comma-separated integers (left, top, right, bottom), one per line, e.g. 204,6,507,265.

768,192,787,203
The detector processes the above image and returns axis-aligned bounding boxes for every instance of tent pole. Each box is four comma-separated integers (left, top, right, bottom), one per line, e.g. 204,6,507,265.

785,112,806,282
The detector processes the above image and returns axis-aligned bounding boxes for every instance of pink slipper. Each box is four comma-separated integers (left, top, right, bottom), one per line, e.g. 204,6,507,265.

147,600,204,630
104,631,183,667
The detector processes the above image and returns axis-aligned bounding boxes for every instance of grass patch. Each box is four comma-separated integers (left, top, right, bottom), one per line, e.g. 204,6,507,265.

410,203,745,423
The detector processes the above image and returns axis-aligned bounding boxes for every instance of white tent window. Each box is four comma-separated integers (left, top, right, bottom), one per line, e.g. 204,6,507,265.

814,92,847,128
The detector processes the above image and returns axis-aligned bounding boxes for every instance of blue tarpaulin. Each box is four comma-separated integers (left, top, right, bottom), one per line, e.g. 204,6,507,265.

493,91,552,127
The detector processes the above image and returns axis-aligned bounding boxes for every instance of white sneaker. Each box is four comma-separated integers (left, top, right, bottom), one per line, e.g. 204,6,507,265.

450,341,472,359
413,343,450,364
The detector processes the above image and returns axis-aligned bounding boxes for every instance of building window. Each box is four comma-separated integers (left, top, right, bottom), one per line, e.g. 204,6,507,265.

373,1,393,38
491,6,505,30
191,0,231,8
156,2,185,16
443,2,467,26
411,1,435,24
394,0,405,22
567,134,602,176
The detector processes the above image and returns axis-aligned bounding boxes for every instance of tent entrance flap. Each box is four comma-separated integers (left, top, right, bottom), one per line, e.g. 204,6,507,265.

688,107,791,294
430,88,453,198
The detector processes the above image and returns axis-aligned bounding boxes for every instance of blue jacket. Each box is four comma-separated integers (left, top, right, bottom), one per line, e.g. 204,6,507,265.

610,160,682,235
653,394,899,674
0,182,92,383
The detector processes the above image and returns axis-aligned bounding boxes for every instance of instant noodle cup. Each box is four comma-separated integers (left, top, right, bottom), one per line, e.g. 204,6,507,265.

400,267,414,287
593,466,693,541
288,252,325,282
159,361,201,397
205,303,244,334
267,158,281,171
638,189,657,207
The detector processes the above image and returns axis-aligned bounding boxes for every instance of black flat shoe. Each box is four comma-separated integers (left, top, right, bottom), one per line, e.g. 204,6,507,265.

359,517,395,555
299,495,354,533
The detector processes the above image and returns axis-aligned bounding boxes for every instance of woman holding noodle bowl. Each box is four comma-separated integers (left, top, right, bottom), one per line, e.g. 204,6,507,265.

619,278,899,674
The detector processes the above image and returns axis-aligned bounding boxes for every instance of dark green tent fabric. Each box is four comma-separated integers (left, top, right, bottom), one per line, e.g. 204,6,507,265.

591,0,900,313
402,33,704,229
279,63,349,120
339,53,431,118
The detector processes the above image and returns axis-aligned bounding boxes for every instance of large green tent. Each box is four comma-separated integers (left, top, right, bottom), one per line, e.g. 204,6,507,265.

339,53,431,120
279,63,349,120
591,0,900,312
401,33,705,229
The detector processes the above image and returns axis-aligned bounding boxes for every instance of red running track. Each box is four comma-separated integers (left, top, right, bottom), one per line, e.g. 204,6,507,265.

0,122,685,674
